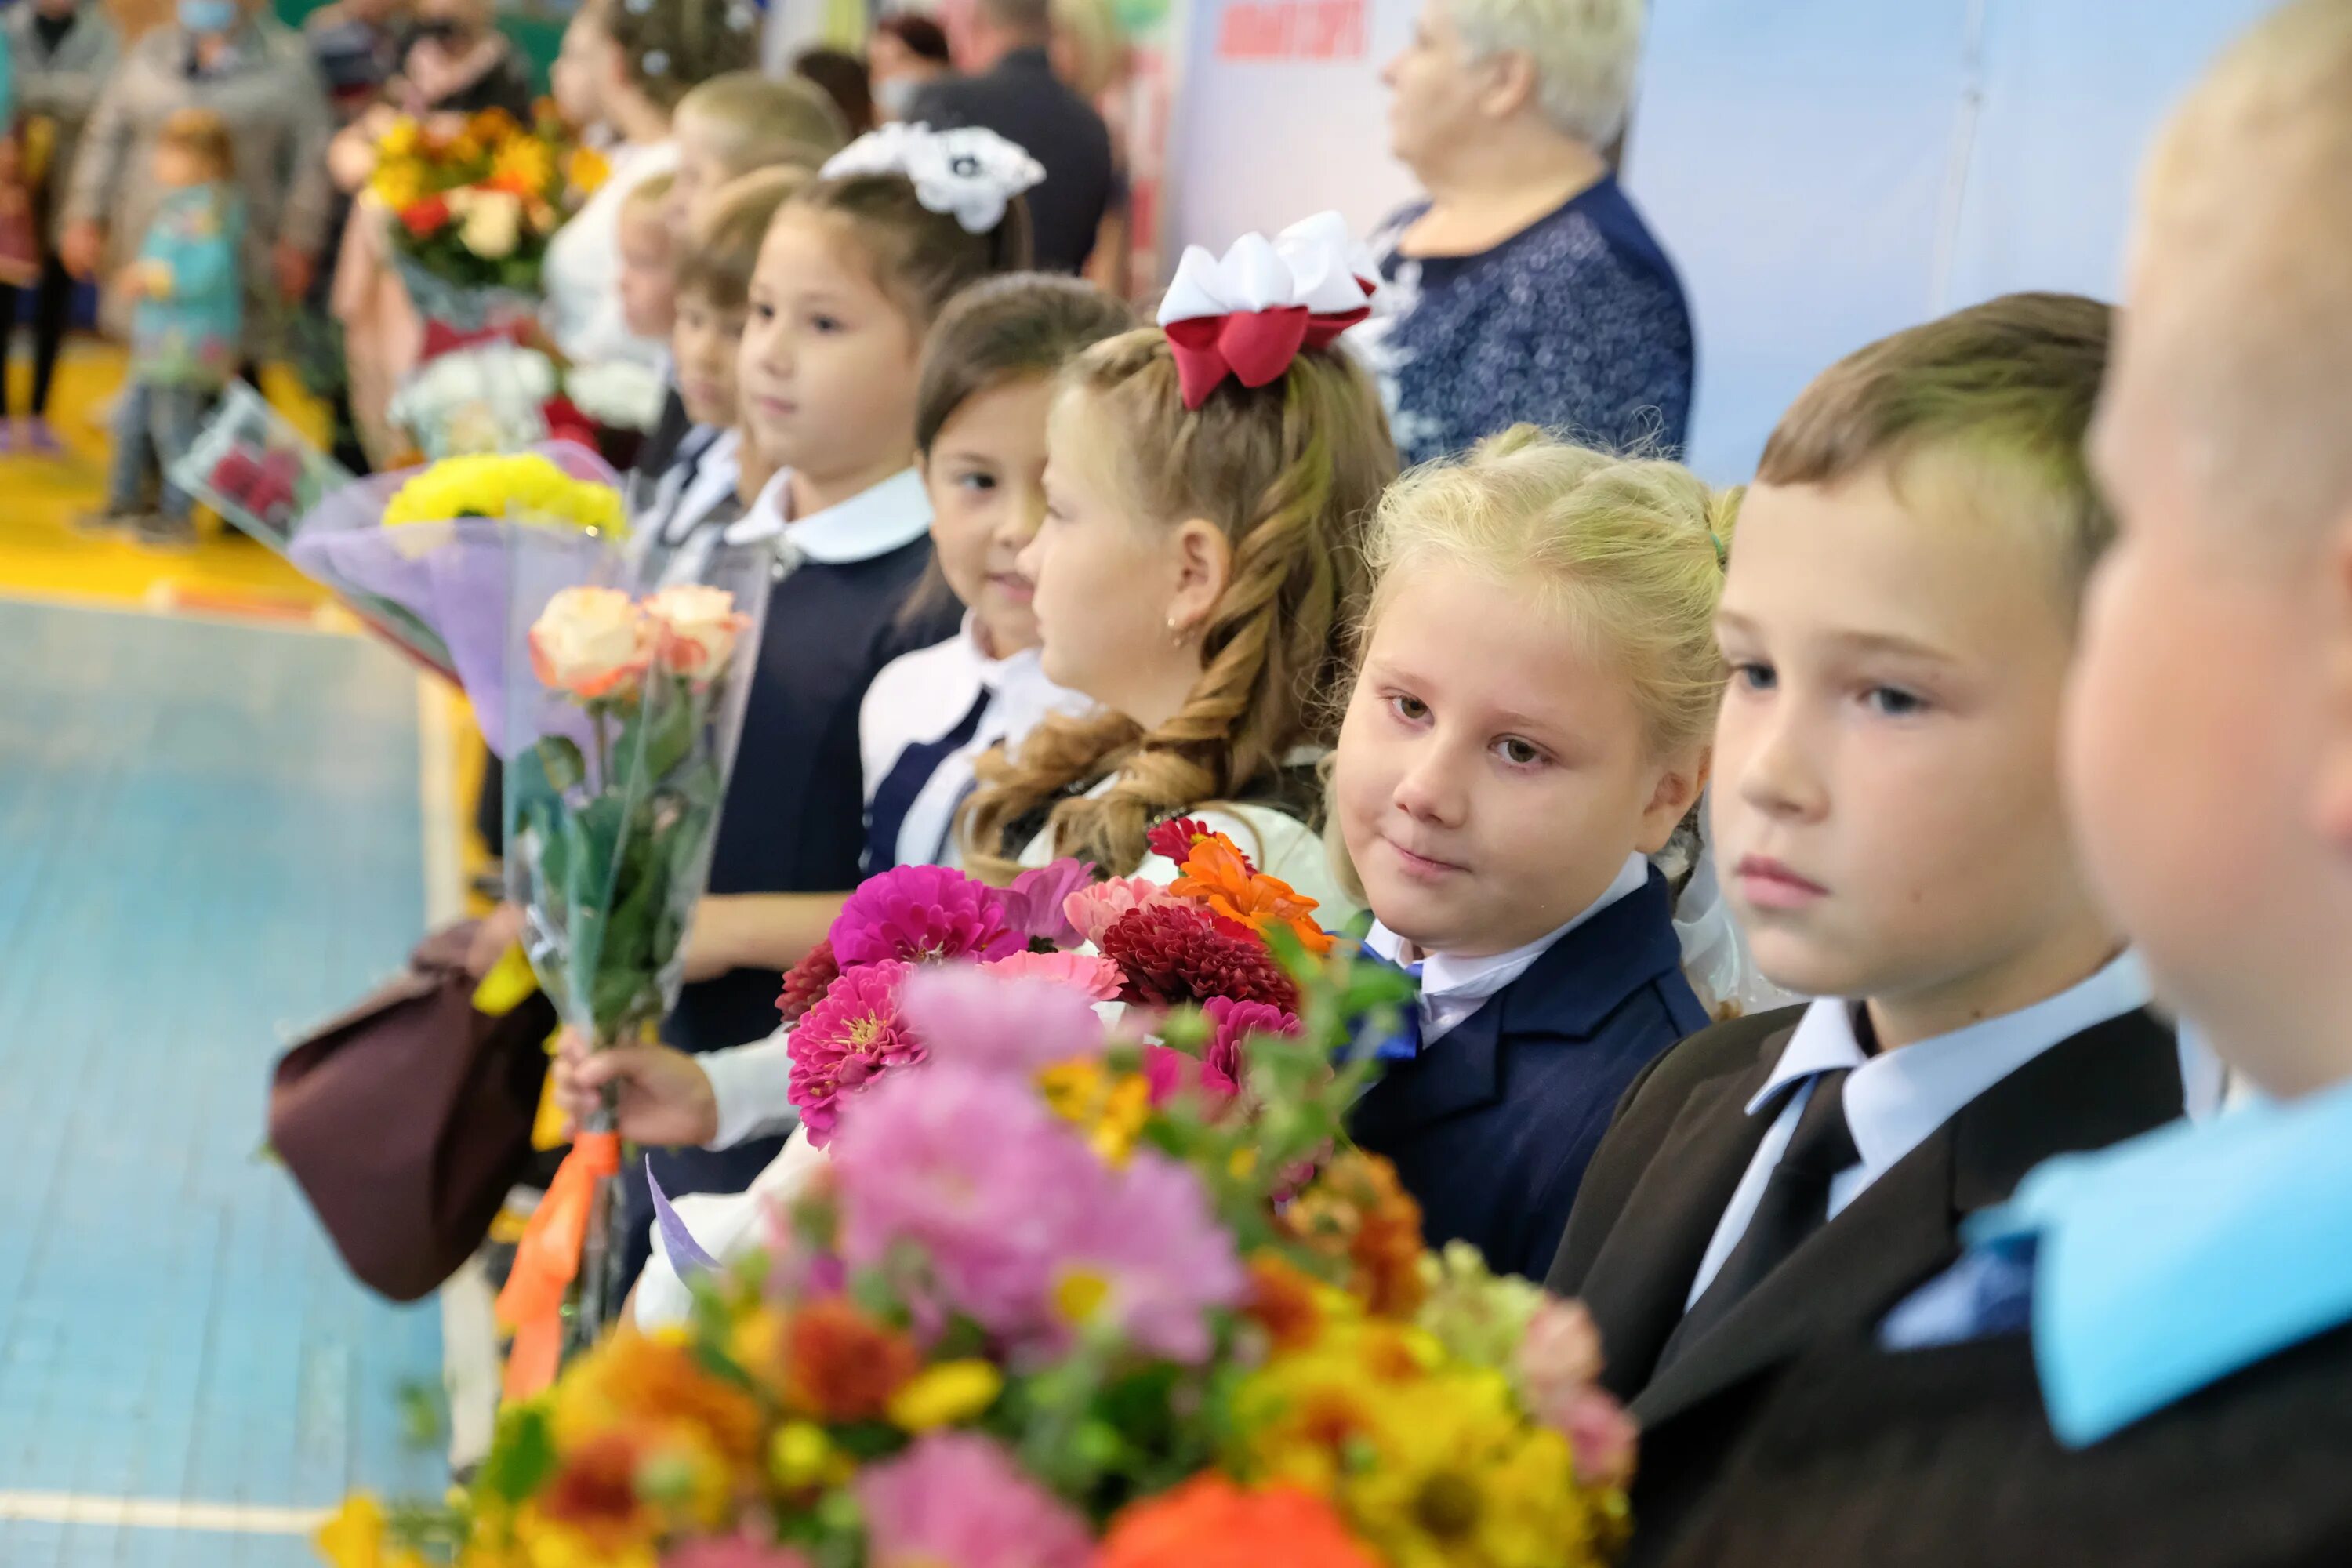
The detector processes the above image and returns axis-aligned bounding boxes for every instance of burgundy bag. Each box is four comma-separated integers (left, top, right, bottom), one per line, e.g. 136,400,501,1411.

269,921,556,1301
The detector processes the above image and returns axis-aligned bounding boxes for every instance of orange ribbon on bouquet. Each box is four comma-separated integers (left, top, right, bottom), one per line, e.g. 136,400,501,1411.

495,1129,622,1400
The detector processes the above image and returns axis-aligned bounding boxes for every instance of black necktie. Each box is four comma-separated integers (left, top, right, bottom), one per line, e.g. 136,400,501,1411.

862,688,992,873
1659,1069,1860,1370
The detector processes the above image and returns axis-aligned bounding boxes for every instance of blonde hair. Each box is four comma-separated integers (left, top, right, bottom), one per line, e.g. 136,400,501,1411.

1759,292,2114,601
621,171,674,223
158,107,235,182
2127,0,2352,543
1326,426,1733,906
1051,0,1129,101
960,334,1399,880
676,71,851,177
1448,0,1644,147
1363,426,1736,763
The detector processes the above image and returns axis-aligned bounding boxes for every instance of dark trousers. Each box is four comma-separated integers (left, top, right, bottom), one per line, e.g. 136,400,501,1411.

0,245,74,418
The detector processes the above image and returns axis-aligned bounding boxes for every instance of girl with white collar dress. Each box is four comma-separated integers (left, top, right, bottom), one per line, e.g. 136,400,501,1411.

1333,426,1737,1280
560,269,1131,1159
608,123,1043,1284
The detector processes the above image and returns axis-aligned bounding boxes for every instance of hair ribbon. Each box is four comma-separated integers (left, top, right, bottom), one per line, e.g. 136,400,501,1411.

1156,212,1381,410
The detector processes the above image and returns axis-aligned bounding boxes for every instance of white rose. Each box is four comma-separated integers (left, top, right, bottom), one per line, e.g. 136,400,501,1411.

529,586,650,699
643,584,749,677
460,190,524,261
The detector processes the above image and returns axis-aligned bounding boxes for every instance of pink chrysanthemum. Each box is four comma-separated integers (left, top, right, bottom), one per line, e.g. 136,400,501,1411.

832,1062,1242,1359
829,865,1022,968
1143,996,1298,1109
985,948,1125,1000
1063,875,1182,949
1101,902,1299,1013
996,857,1095,949
857,1432,1094,1568
788,960,924,1148
902,964,1110,1074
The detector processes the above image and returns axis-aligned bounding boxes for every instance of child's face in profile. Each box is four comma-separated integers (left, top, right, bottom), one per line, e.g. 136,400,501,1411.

738,210,924,488
670,114,728,232
923,375,1054,658
1711,466,2116,1038
617,212,674,341
1334,562,1700,958
672,288,745,429
1025,389,1206,720
2069,361,2352,1092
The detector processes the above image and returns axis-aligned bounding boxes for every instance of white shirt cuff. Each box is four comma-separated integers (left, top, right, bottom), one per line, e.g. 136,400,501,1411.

699,1029,800,1149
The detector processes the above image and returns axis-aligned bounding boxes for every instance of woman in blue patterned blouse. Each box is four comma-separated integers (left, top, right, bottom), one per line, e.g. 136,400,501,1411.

1359,0,1693,469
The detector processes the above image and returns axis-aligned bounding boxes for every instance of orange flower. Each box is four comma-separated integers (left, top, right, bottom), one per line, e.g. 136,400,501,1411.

782,1298,920,1421
1099,1477,1378,1568
1244,1254,1327,1352
554,1334,763,1468
469,107,522,145
539,1431,651,1540
1171,835,1334,956
1279,1152,1429,1318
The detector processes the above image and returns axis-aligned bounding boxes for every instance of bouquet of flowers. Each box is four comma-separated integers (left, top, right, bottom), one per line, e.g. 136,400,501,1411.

321,834,1639,1568
370,106,575,305
492,538,775,1390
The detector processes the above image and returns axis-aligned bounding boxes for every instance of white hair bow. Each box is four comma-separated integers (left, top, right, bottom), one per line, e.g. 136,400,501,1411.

1156,212,1380,408
821,122,1047,236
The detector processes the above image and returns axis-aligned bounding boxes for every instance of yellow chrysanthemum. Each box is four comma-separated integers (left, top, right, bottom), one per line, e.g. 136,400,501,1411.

887,1359,1005,1431
382,455,626,535
370,163,427,212
315,1494,429,1568
568,146,611,196
377,117,422,161
1035,1058,1152,1165
492,136,557,198
1231,1311,1609,1568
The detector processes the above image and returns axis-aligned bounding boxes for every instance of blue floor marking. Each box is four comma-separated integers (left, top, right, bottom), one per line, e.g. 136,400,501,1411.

0,601,448,1566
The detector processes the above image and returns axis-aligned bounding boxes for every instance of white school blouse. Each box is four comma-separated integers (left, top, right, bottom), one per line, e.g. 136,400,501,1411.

858,615,1095,872
540,139,676,368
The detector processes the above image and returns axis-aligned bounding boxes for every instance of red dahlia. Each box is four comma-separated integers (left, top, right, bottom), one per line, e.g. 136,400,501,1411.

777,938,841,1024
1101,902,1298,1013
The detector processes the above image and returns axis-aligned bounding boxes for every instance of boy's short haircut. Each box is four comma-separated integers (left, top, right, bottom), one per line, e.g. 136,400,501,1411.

1757,292,2114,601
2129,0,2352,543
675,71,850,181
675,166,808,312
621,172,675,225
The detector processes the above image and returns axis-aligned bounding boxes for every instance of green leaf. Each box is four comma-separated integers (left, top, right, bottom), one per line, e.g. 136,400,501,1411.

476,1404,557,1504
535,735,586,793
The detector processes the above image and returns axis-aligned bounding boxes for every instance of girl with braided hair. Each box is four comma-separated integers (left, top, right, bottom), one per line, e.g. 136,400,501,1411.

957,218,1398,908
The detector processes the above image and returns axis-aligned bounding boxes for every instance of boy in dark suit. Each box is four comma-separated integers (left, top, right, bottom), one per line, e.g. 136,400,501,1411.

1547,292,2194,1563
1655,5,2352,1564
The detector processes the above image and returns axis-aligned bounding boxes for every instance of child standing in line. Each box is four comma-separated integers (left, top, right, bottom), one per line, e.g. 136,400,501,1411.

614,172,676,347
1659,8,2352,1564
85,107,241,550
1332,428,1726,1282
1548,292,2195,1565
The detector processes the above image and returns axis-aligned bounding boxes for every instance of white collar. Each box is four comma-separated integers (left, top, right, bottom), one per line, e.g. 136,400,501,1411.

1754,950,2154,1177
1365,851,1650,1006
723,466,933,564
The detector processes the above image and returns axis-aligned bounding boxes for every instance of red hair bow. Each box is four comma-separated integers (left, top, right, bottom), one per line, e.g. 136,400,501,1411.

1158,212,1378,410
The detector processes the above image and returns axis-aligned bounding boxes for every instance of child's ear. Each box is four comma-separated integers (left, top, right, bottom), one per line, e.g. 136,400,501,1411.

1635,747,1711,855
2313,513,2352,855
1165,518,1233,642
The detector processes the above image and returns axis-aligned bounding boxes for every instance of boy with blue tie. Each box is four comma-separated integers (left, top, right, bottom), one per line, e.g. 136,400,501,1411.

1653,5,2352,1564
1546,292,2200,1563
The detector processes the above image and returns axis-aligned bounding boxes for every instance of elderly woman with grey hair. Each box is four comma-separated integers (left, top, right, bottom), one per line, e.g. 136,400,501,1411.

1358,0,1693,467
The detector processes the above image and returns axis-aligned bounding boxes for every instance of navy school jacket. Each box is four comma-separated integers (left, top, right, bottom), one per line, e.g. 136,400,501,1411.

1348,869,1708,1281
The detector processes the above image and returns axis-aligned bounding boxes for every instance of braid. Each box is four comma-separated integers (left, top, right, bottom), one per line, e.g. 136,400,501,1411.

960,332,1396,880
